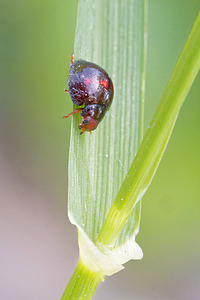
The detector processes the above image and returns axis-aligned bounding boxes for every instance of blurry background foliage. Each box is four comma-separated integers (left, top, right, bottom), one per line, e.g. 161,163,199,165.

0,0,199,299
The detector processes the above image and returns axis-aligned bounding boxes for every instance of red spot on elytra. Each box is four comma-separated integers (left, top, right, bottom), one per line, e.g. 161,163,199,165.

84,78,91,85
100,80,109,89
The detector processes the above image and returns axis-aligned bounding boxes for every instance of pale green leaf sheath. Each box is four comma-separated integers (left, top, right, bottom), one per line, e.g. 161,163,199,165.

68,0,147,281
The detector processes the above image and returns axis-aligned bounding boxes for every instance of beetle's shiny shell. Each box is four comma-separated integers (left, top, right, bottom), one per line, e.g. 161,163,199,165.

68,60,114,110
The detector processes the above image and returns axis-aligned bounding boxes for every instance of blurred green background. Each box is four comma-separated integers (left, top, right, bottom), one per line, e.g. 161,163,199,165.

0,1,199,299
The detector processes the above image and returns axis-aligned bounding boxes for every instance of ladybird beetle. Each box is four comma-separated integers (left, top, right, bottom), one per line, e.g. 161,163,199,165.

64,53,114,134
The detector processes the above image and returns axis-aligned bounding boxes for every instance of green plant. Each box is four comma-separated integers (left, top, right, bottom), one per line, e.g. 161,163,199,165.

61,1,200,299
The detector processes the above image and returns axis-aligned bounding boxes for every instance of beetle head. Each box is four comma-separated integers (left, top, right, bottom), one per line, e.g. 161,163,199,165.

78,116,98,134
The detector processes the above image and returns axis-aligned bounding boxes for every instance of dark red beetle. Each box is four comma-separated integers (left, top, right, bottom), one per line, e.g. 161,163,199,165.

64,54,114,134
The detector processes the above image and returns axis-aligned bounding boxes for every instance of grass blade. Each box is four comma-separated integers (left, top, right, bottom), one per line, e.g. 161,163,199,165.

68,0,147,257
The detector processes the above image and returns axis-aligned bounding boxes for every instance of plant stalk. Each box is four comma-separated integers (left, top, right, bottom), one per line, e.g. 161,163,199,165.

60,259,102,300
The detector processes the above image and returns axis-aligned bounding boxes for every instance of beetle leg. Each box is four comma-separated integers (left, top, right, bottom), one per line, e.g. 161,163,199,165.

70,53,74,66
63,108,83,119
